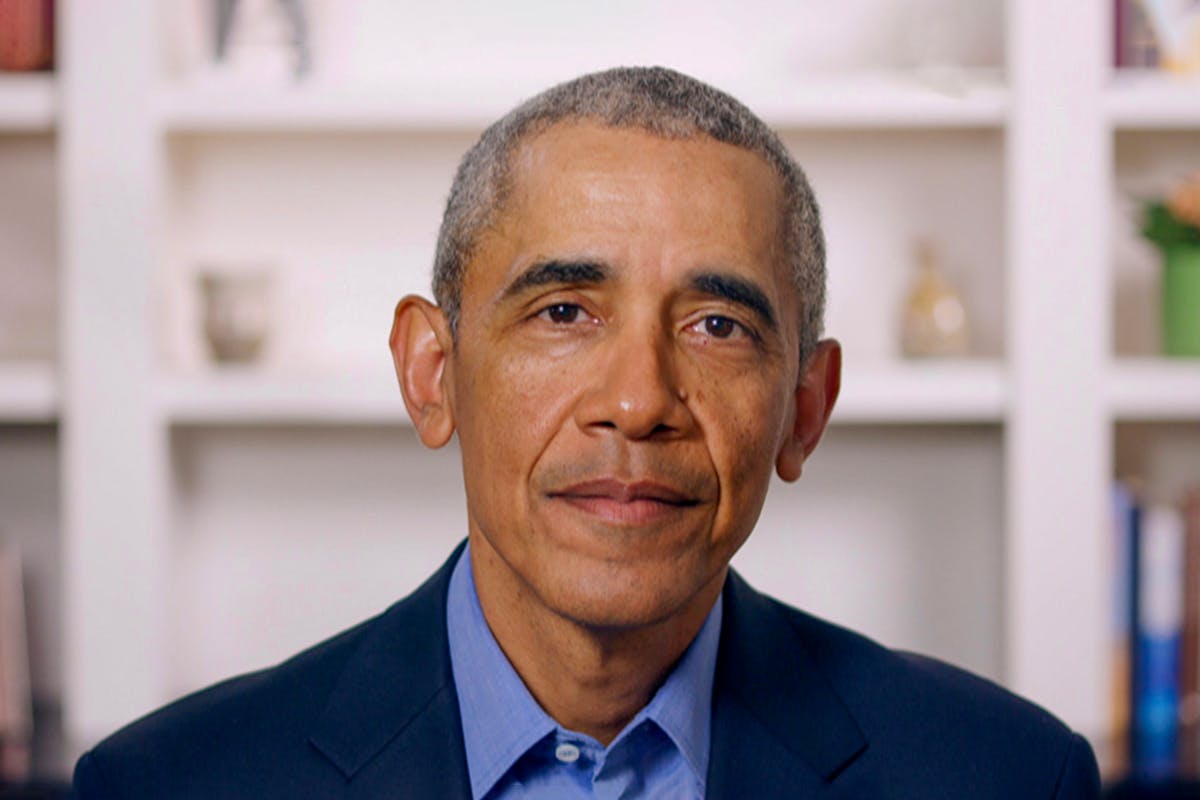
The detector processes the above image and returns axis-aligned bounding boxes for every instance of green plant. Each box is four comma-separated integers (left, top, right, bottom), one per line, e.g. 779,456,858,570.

1143,172,1200,247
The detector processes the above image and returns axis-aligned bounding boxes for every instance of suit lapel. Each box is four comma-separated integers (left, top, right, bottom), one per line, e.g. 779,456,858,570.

308,542,472,799
305,551,868,798
707,570,868,798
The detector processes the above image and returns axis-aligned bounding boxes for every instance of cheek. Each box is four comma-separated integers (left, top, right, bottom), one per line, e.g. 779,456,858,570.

458,347,581,471
694,369,790,506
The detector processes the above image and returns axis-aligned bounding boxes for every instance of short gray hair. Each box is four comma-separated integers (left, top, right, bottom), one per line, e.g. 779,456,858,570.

432,65,826,364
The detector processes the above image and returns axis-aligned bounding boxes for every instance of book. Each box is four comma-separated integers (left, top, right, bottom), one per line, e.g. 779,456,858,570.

1179,488,1200,776
1113,481,1138,771
0,540,30,781
1133,502,1186,780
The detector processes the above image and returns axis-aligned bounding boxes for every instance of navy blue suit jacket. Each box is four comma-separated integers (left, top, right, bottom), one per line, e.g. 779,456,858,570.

73,544,1100,798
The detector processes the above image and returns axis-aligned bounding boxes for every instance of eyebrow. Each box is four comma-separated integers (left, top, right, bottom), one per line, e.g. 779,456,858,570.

689,271,778,330
498,261,779,330
500,260,611,300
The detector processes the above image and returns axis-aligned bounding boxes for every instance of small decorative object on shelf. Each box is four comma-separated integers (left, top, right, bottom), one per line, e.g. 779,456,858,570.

1129,0,1200,73
198,266,273,364
210,0,311,84
1142,171,1200,357
900,238,970,358
0,0,53,72
1116,0,1164,68
900,0,972,94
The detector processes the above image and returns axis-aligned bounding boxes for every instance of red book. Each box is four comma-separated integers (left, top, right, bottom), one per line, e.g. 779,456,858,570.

1181,488,1200,775
0,0,54,72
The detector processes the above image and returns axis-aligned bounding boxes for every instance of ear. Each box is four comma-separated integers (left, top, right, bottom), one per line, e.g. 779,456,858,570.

389,295,456,448
775,338,842,482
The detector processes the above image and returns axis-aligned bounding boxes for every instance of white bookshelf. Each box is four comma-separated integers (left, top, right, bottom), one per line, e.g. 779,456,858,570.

0,60,60,779
157,362,1006,428
158,70,1008,134
742,70,1008,130
1105,70,1200,129
158,370,405,426
0,74,55,131
158,83,507,133
1108,358,1200,419
831,360,1007,424
0,362,57,423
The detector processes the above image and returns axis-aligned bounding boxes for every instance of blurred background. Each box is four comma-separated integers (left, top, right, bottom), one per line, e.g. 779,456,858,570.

1,0,1199,792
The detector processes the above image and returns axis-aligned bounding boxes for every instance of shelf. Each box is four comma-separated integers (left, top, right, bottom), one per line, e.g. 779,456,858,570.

0,362,57,422
1106,70,1200,129
745,70,1008,130
158,361,1007,427
158,82,504,133
826,360,1007,425
0,74,55,132
1107,358,1200,419
157,370,409,426
157,70,1008,134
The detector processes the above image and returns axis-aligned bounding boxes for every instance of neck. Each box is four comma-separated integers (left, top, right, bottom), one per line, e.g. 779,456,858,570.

469,535,723,746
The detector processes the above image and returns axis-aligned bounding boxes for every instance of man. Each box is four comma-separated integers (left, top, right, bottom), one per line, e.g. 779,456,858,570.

73,67,1100,798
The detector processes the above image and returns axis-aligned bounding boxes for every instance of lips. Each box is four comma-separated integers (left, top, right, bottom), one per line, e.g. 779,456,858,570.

547,478,700,525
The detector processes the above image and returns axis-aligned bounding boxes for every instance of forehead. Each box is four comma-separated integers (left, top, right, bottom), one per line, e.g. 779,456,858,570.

506,120,783,234
468,121,792,297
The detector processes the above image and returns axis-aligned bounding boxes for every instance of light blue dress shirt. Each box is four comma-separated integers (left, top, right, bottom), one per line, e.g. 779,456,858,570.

446,543,723,800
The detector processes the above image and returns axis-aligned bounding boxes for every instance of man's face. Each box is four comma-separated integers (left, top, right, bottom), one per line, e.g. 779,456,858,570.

445,122,811,629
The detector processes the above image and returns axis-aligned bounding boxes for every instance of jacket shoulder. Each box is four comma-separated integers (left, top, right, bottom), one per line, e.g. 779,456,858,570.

73,544,465,799
74,611,380,799
768,595,1101,797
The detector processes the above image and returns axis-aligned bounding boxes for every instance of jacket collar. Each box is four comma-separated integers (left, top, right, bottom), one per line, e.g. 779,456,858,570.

306,545,866,797
308,541,471,797
707,569,868,797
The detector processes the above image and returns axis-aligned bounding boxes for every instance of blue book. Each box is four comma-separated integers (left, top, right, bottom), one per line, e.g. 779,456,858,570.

1133,502,1186,780
1113,483,1135,754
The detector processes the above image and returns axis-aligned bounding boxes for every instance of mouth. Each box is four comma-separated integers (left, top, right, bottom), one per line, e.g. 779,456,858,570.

547,478,701,526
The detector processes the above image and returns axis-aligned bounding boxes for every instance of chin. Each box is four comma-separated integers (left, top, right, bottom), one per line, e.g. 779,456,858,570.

537,556,718,631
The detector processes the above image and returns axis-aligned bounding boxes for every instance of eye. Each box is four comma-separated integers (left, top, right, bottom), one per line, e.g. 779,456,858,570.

537,303,585,324
689,314,751,341
703,315,739,339
684,313,759,347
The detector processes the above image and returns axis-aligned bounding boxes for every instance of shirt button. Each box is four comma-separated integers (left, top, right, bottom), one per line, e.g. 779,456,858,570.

554,742,581,764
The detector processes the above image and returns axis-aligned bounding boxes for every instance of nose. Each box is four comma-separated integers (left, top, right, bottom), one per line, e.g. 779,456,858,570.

574,321,694,441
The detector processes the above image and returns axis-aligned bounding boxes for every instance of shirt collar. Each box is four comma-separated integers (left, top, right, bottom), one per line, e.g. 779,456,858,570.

637,589,722,784
446,542,723,799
